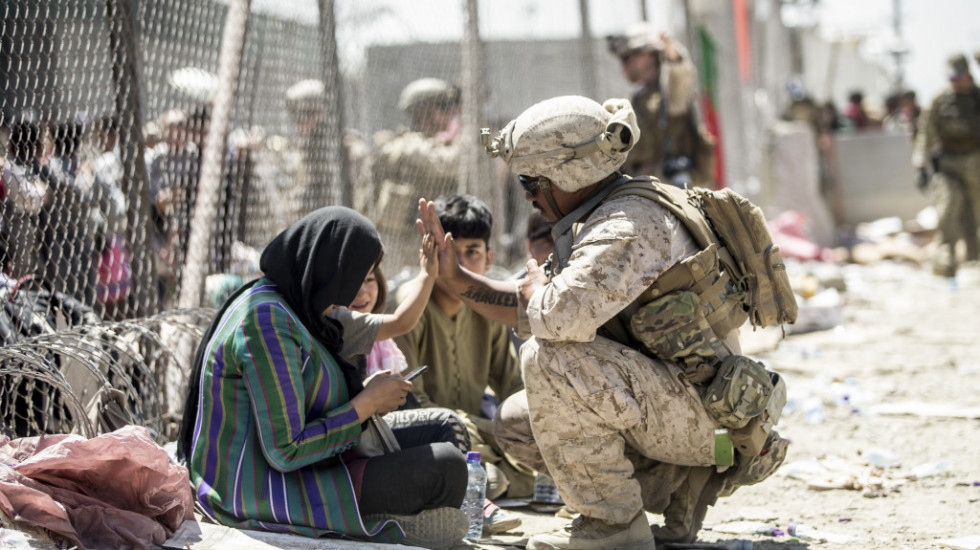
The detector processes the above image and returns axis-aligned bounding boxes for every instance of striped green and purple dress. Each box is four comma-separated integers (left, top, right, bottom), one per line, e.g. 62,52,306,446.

187,278,403,543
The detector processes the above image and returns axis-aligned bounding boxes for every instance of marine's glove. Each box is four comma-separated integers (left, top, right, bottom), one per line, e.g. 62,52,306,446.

916,168,930,193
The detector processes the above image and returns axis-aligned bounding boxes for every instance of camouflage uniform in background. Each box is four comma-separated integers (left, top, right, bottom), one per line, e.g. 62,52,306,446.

372,128,460,229
254,80,374,243
913,54,980,277
371,78,462,272
607,23,716,188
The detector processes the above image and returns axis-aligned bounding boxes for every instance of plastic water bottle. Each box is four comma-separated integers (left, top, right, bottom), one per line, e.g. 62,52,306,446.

787,523,859,543
533,473,564,504
462,451,486,540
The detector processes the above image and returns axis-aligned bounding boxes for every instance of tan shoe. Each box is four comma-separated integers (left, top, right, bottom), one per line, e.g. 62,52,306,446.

485,461,510,501
484,508,523,535
527,512,655,550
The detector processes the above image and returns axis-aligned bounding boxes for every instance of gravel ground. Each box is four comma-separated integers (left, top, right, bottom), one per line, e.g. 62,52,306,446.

461,260,980,550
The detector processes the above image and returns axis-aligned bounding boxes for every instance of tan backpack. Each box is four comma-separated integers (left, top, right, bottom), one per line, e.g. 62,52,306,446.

609,178,798,332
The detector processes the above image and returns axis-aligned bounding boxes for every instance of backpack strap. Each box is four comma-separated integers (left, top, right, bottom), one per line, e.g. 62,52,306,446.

550,173,634,273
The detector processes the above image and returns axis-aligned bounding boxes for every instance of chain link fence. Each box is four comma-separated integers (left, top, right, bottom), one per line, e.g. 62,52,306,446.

0,0,667,439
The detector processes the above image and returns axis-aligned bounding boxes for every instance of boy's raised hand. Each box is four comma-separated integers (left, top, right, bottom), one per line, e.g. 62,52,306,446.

416,198,445,244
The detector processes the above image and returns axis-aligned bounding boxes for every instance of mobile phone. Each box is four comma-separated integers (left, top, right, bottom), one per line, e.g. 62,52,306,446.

403,365,428,381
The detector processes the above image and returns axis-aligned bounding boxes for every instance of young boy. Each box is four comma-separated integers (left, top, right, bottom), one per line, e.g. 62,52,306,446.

394,194,532,515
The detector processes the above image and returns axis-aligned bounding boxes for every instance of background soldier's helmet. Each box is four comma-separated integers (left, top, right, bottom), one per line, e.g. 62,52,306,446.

285,79,326,116
397,78,461,116
947,53,970,80
606,21,664,58
496,95,639,191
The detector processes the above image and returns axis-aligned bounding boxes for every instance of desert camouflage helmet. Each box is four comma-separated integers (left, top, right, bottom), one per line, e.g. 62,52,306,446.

398,78,460,115
607,21,664,57
285,79,326,114
483,95,640,191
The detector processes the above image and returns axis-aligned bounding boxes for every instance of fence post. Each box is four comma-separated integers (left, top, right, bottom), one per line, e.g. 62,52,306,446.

317,0,350,208
459,0,489,197
177,0,251,309
106,0,156,316
578,0,598,100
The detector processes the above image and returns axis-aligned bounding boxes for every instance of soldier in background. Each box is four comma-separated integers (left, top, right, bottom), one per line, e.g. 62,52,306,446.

606,23,715,189
913,53,980,277
283,79,332,224
371,77,462,272
283,79,373,222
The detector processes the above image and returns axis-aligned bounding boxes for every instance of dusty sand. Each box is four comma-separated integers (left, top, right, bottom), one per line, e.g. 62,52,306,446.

466,260,980,550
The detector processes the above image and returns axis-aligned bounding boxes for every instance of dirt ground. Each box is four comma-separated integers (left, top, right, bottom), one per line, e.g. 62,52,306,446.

4,259,978,550
466,260,980,550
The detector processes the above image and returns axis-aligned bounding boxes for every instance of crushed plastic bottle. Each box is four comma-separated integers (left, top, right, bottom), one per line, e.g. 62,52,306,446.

787,523,860,543
660,540,753,549
908,460,951,479
865,447,902,468
710,520,779,536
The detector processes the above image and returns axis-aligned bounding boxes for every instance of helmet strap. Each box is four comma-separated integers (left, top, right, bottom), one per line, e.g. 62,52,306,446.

539,180,565,219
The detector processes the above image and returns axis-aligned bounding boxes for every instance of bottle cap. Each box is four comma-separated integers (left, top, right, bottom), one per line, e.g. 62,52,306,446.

466,451,482,462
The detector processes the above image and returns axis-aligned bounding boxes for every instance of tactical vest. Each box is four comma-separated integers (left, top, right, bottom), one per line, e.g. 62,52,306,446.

550,175,796,383
550,176,789,451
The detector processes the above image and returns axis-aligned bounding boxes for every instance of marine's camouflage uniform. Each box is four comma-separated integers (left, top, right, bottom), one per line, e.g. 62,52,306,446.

914,86,980,275
371,128,460,271
626,58,716,189
498,195,732,525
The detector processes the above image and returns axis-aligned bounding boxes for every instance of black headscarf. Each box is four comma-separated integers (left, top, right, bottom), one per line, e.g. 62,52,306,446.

177,206,382,462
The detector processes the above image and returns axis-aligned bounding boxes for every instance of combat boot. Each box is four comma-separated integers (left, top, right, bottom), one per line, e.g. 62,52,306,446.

527,511,655,550
652,431,788,545
651,466,723,545
933,243,958,278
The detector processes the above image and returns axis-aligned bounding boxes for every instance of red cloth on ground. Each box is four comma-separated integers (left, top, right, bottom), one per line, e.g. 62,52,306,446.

0,425,193,550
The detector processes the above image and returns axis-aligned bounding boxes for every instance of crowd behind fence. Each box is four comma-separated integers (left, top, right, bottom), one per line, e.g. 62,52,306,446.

1,0,895,442
0,0,654,441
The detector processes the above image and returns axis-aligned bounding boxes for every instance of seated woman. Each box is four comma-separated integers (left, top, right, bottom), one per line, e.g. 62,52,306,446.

337,218,521,536
176,207,468,550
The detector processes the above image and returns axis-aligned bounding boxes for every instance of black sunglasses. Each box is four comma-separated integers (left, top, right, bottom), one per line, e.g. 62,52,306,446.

518,175,545,195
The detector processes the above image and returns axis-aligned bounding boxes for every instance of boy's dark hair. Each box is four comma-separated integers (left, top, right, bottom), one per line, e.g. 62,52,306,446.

434,194,493,246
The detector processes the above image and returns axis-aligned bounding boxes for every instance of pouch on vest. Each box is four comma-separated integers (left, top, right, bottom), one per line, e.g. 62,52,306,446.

629,290,727,384
702,355,773,429
636,243,749,342
729,371,786,456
